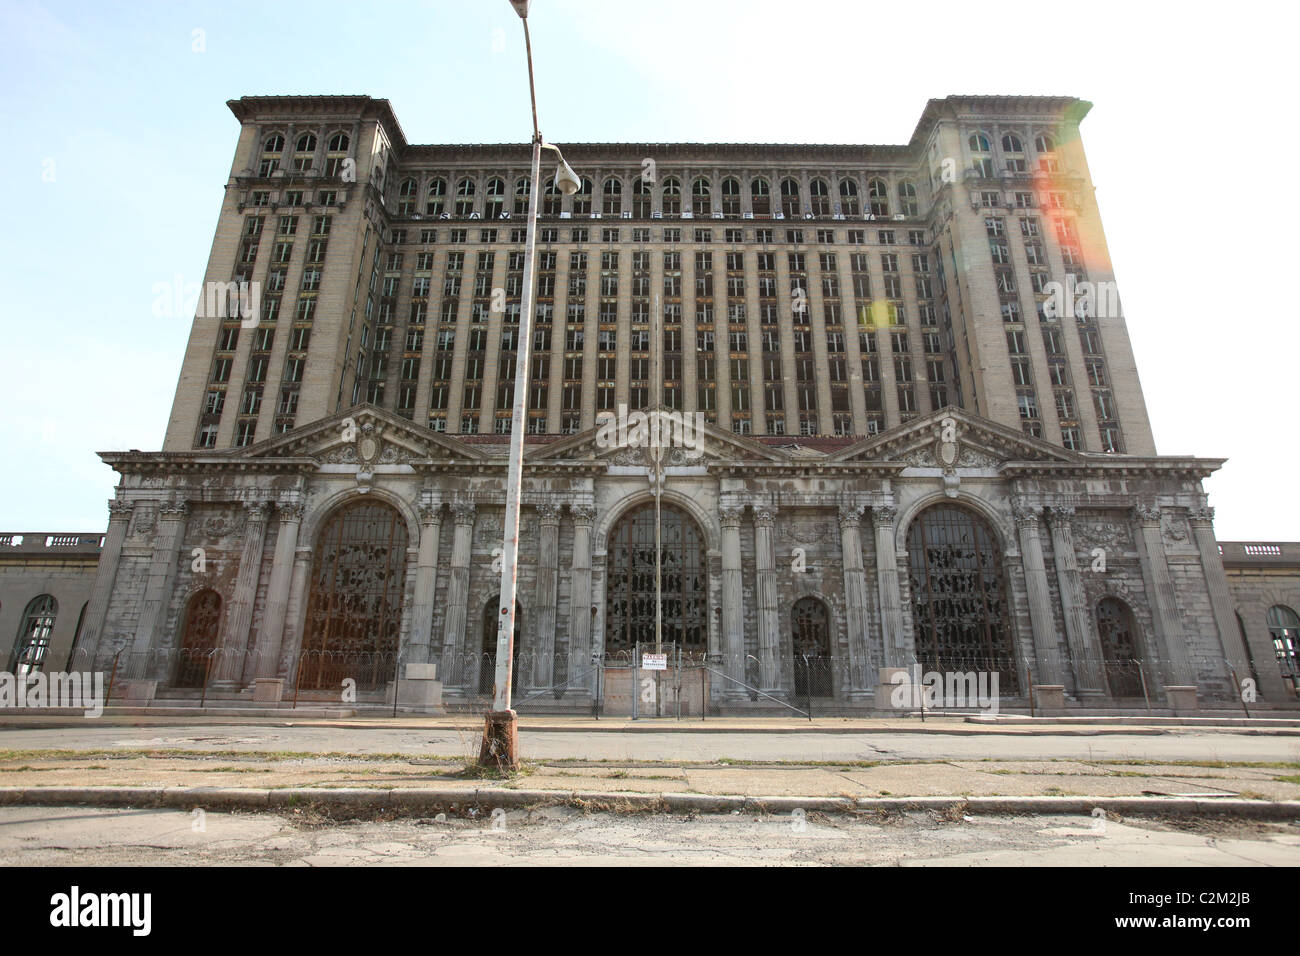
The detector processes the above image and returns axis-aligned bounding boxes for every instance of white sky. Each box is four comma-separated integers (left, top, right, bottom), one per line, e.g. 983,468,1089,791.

0,0,1294,540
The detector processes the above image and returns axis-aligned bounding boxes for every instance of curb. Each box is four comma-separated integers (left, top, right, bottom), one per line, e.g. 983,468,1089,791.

1,786,1296,820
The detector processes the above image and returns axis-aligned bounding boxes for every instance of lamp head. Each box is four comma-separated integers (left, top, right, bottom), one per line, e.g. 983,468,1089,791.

553,155,581,196
509,1,530,18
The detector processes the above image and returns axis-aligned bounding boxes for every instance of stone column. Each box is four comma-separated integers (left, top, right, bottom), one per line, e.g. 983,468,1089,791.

213,501,270,687
131,502,188,676
720,506,747,698
81,498,133,664
1014,502,1063,685
752,506,781,693
531,504,561,693
254,500,304,680
838,506,871,697
567,506,595,697
1046,507,1103,696
1134,503,1193,686
871,506,906,667
440,503,477,690
1189,506,1263,696
281,546,313,689
407,503,443,666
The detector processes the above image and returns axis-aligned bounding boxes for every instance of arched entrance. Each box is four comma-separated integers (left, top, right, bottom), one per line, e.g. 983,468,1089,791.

300,500,408,691
175,589,222,688
906,504,1019,692
480,597,522,696
605,502,707,656
791,597,832,698
1096,597,1144,698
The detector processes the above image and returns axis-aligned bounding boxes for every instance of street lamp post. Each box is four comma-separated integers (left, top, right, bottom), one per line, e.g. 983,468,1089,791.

481,0,579,769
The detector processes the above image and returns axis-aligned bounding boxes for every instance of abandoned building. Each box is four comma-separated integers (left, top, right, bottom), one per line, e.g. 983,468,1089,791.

4,94,1298,713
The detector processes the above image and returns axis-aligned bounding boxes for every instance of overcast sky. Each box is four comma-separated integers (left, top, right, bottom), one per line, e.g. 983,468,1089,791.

0,0,1293,540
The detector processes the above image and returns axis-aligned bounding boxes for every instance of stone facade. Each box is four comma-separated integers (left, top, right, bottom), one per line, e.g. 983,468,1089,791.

51,404,1277,710
6,93,1297,712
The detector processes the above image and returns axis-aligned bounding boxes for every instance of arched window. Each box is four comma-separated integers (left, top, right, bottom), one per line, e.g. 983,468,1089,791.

661,177,681,216
293,133,317,172
295,132,317,153
631,177,652,218
454,177,477,217
300,501,409,690
1001,133,1026,173
780,177,801,217
969,132,994,178
175,589,222,688
1034,133,1059,173
808,178,830,216
867,178,889,217
1096,597,1144,698
325,133,350,177
514,177,531,216
906,505,1018,691
691,177,712,216
11,595,57,677
720,177,741,216
898,180,918,217
397,178,417,216
602,177,622,215
838,179,860,216
750,178,771,216
543,181,562,216
572,177,593,215
1268,605,1300,690
605,503,707,655
259,134,284,176
484,177,506,218
425,178,447,216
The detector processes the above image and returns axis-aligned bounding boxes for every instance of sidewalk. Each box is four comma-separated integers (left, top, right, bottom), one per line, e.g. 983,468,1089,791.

1,743,1297,814
3,712,1299,734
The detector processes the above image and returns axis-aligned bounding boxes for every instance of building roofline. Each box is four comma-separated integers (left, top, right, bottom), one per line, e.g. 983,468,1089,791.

224,94,1091,161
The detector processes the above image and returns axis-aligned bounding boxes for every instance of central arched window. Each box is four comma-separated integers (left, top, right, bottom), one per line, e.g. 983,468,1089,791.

907,505,1018,691
605,503,707,655
300,501,409,690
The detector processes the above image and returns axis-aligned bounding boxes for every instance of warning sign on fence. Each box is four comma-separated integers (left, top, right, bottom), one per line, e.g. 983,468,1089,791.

641,653,668,671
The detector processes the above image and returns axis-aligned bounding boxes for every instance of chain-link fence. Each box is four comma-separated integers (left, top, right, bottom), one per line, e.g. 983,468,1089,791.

56,642,1277,715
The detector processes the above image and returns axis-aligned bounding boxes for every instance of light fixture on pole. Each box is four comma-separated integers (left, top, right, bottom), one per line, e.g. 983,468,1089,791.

481,0,578,770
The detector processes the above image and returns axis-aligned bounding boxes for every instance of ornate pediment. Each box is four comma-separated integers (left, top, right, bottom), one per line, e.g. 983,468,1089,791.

526,406,790,465
828,408,1083,468
239,405,486,465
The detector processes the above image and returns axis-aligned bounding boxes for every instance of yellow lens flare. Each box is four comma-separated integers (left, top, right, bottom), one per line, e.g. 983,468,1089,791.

857,300,897,332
